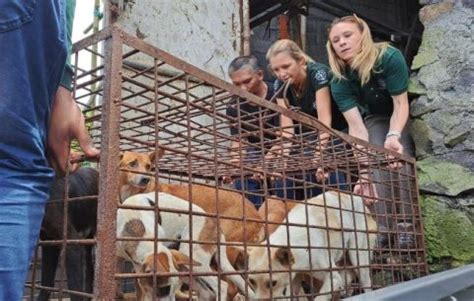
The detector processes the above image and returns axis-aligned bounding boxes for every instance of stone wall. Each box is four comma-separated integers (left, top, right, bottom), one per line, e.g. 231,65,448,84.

115,0,243,79
410,0,474,271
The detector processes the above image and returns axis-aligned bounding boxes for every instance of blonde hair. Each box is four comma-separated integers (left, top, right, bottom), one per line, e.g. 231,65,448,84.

266,39,314,66
326,15,389,86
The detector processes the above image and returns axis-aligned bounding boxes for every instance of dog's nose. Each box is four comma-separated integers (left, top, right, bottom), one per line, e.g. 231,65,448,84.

140,177,151,185
157,285,171,297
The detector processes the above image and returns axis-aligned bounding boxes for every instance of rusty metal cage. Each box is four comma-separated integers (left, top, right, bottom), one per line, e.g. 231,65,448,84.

25,26,428,300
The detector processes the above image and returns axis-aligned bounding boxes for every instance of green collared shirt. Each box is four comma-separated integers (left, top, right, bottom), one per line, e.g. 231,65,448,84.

330,46,409,117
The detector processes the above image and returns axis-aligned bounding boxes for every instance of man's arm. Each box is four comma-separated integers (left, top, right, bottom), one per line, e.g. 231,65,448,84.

47,87,99,174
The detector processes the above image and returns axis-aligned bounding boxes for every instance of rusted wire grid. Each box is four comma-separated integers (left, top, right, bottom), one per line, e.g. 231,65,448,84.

120,21,424,278
52,25,427,299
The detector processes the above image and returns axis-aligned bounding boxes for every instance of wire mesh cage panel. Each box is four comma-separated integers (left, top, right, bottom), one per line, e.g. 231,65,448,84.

26,26,428,300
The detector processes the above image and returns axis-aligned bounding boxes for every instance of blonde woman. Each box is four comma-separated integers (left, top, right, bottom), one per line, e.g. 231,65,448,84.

327,15,415,248
266,39,347,200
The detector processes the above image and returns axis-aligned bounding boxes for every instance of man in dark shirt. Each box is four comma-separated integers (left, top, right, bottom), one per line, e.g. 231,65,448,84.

225,55,277,208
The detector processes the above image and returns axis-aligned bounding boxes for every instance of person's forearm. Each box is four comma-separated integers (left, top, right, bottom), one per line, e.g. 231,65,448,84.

229,140,243,163
280,114,294,139
349,123,369,142
318,114,331,148
318,114,332,129
389,94,409,134
315,88,332,147
341,108,369,142
276,98,294,139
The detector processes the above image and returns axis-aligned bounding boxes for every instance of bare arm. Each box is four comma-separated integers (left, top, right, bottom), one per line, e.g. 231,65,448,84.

229,139,243,164
342,107,378,205
315,87,332,128
222,139,244,184
265,98,294,161
47,86,100,175
315,87,332,147
276,97,294,139
384,92,409,154
343,107,369,142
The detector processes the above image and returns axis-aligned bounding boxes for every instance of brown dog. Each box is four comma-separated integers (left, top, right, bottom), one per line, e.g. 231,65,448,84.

257,197,298,235
119,151,265,244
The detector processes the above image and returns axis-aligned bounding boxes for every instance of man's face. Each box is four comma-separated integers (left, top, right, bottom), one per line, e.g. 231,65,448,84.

230,67,263,94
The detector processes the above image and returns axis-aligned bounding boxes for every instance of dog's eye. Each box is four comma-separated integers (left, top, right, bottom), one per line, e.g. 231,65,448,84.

267,280,277,289
142,264,152,274
128,159,138,168
145,164,151,171
249,278,256,288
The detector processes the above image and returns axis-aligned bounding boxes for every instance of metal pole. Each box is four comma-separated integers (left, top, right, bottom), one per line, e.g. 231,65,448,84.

93,25,122,299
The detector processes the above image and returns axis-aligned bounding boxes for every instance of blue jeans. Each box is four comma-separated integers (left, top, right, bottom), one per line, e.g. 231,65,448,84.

0,1,67,300
231,146,264,208
233,178,263,208
273,135,349,200
273,171,348,200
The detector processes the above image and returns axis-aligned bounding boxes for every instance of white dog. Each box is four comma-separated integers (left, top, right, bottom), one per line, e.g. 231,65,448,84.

117,194,198,301
118,192,254,300
247,191,377,301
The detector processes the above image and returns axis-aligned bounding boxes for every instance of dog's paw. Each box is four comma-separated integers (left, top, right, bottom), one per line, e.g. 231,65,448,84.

191,291,199,301
232,293,246,301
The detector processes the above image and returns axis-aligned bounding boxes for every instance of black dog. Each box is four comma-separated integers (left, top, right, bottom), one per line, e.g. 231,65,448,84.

38,167,99,301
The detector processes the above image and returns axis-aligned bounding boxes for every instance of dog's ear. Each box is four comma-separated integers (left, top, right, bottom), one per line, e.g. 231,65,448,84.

226,246,249,270
123,219,146,238
275,247,295,267
119,151,124,162
142,252,170,273
149,148,165,164
170,250,201,271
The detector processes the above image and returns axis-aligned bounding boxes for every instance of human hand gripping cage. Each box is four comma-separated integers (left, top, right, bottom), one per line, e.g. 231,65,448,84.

25,26,427,300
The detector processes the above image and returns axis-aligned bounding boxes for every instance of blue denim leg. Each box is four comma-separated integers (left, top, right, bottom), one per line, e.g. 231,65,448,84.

273,178,298,200
306,171,349,198
305,173,322,199
233,178,263,208
327,171,348,191
274,171,349,201
303,136,349,198
0,1,67,300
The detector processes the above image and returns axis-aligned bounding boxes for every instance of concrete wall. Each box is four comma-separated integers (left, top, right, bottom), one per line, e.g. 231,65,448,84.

116,0,244,80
